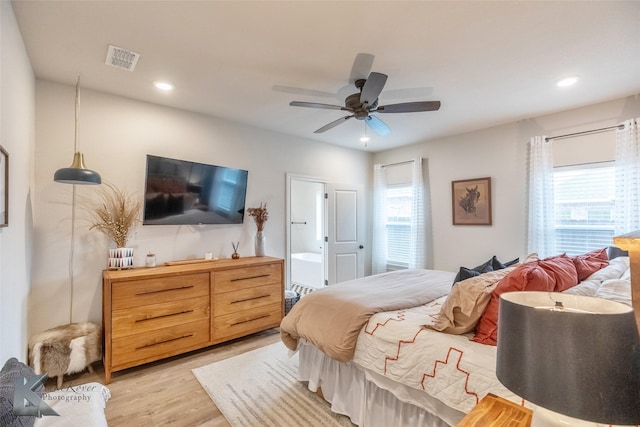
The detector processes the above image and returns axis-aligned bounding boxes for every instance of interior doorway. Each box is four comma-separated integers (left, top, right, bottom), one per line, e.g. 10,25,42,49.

286,174,327,292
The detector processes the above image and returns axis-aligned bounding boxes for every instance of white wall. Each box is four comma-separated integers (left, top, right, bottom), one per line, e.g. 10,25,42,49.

374,95,640,273
0,0,35,362
30,80,371,335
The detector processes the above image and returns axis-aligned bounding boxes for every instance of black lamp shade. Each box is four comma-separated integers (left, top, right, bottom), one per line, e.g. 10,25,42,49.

54,152,101,185
496,291,640,425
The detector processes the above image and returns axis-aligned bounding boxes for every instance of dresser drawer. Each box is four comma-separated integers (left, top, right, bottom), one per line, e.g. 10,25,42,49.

111,319,210,369
213,283,281,317
214,263,282,293
112,272,209,310
212,302,282,342
112,297,210,338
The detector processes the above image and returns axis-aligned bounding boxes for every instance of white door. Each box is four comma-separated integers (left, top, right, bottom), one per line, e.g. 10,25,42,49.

327,183,365,284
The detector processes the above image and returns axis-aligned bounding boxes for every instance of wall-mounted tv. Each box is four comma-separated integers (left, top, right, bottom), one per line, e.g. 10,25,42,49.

143,154,248,225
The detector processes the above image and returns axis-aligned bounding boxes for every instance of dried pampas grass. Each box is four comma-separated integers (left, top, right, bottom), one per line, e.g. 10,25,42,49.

247,202,268,232
85,183,141,248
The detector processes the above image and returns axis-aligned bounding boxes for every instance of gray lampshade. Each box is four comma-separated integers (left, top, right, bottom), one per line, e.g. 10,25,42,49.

53,77,101,186
496,291,640,425
54,152,101,185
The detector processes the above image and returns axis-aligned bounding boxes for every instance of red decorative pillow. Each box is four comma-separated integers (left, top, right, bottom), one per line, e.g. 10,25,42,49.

538,253,579,292
572,248,609,282
472,261,556,346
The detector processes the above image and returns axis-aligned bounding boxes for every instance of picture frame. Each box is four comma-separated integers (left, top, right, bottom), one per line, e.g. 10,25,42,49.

0,145,7,227
452,177,491,226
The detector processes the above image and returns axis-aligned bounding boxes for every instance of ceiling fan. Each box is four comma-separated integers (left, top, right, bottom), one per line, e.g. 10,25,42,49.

289,72,441,136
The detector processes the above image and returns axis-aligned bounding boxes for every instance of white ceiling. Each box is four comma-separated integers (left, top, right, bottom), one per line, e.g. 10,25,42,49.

11,1,640,152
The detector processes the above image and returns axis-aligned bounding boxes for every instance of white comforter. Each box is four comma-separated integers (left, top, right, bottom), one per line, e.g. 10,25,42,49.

351,257,631,415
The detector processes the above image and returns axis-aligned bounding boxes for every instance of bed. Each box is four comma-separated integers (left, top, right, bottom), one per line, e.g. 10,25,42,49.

280,251,633,426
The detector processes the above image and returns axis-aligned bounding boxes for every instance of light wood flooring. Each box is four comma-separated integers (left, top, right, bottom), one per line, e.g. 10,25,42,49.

45,328,281,426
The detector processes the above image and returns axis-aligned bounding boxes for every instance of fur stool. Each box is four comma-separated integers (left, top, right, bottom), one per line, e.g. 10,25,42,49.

28,322,102,389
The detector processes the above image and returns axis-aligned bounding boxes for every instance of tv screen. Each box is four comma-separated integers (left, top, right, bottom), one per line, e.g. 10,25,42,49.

143,155,248,225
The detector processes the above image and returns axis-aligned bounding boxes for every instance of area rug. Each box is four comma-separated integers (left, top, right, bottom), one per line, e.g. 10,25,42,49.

192,342,354,426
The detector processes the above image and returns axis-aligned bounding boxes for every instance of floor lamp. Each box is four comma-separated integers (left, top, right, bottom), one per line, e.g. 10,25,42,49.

53,76,101,324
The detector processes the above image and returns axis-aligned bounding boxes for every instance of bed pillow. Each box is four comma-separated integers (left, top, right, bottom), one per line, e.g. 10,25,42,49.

607,246,628,260
540,253,579,292
473,260,557,345
429,265,519,334
572,248,609,282
452,258,494,285
491,255,520,270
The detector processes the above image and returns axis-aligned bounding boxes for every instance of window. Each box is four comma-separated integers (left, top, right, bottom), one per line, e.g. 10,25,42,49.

385,185,413,269
553,163,615,256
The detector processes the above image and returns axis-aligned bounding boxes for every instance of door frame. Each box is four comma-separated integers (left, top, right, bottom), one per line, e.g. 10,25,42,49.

285,173,328,290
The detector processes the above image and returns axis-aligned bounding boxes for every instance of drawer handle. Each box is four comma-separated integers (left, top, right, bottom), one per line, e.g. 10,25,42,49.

230,274,270,282
136,310,194,322
230,314,270,326
231,294,270,304
136,285,194,296
135,334,194,350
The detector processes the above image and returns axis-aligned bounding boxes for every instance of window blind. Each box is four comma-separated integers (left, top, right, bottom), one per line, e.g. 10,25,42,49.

553,164,615,256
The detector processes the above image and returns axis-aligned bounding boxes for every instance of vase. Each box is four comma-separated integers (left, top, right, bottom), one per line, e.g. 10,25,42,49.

108,247,134,269
255,231,266,257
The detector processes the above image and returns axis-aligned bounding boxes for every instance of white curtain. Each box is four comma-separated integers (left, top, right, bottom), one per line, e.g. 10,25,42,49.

615,118,640,235
372,159,426,274
527,136,556,258
408,158,426,269
372,164,388,274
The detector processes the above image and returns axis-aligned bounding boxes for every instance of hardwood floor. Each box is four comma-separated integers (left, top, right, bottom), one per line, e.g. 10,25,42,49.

46,328,281,426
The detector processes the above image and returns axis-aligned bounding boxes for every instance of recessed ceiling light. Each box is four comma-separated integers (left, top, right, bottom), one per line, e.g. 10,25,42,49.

556,76,580,88
153,81,174,91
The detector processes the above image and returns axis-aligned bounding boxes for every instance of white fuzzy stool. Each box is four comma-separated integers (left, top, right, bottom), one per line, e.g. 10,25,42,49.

28,322,102,389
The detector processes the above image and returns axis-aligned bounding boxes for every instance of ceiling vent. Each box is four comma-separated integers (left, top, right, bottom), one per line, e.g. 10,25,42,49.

105,45,140,72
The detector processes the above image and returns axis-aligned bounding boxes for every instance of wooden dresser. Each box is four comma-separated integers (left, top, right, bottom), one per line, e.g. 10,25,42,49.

102,256,284,383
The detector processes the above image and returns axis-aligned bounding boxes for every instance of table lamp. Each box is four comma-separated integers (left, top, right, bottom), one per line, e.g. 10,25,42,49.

496,291,640,427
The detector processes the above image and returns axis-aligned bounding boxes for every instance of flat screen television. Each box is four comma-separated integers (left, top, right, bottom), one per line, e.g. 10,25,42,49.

143,154,248,225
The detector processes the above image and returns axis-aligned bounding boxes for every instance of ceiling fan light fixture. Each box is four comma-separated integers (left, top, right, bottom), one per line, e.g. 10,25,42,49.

360,122,369,146
556,75,580,88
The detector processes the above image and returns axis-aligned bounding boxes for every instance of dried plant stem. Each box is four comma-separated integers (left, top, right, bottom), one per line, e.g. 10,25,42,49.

84,183,141,248
247,202,268,232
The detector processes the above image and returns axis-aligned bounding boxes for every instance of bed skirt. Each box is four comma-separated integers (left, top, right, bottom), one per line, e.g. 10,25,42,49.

297,341,465,427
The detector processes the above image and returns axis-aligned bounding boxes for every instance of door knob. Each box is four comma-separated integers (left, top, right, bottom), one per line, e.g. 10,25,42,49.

359,245,364,249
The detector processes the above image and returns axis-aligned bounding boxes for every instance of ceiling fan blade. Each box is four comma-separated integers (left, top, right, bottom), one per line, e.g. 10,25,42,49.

349,53,375,83
290,101,348,111
365,115,391,136
360,72,388,107
314,115,354,133
376,101,441,113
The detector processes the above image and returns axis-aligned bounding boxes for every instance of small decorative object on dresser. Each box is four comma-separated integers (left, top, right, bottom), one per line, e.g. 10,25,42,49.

83,182,142,268
248,202,269,256
145,252,156,267
231,241,240,259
